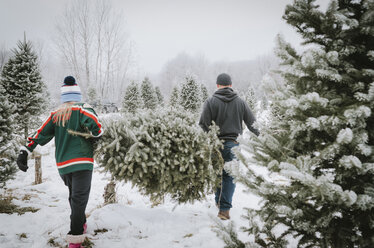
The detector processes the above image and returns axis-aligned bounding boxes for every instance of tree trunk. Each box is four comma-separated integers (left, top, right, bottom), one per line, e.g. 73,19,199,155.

34,154,42,185
103,180,116,204
24,125,28,142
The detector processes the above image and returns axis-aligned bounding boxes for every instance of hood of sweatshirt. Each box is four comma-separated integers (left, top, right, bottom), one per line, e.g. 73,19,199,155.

213,87,238,102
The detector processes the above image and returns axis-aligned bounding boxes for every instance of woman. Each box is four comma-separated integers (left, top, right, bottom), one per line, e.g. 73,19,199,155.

17,76,103,248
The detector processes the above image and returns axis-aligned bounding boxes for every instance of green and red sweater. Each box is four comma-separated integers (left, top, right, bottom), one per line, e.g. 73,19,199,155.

23,103,103,175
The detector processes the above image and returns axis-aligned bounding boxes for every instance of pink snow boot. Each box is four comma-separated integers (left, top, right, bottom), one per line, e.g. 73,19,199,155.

69,243,82,248
66,234,85,248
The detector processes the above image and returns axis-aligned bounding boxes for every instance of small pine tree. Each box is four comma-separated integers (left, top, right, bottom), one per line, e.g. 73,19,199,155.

140,77,158,110
0,85,17,187
179,76,201,112
155,86,164,106
169,86,180,108
218,1,374,247
0,37,47,140
200,84,209,103
122,82,142,114
87,87,98,104
243,85,257,112
259,94,269,111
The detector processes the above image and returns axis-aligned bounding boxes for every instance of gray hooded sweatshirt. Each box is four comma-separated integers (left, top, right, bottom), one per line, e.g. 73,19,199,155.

199,87,259,141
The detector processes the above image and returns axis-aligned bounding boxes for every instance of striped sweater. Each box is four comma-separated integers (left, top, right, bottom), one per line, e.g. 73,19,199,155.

23,102,103,175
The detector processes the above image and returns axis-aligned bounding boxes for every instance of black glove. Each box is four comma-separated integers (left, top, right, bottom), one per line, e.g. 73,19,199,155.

17,150,29,172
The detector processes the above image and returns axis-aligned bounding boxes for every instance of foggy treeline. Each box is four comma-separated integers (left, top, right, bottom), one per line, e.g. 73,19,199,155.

0,0,281,109
157,51,279,101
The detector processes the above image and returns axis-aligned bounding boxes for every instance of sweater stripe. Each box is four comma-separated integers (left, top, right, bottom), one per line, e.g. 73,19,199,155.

58,161,93,169
57,157,94,168
27,113,54,148
72,106,102,133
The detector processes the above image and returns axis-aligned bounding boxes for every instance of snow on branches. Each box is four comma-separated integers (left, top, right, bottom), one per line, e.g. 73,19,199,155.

95,108,223,204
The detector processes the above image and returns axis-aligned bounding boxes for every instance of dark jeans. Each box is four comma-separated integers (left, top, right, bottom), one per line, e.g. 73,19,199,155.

60,170,92,235
215,140,239,211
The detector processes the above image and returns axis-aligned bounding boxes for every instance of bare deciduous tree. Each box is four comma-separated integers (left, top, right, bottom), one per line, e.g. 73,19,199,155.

55,5,81,84
54,0,133,102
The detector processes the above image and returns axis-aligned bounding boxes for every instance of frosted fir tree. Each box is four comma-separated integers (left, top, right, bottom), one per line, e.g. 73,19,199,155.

179,76,201,112
200,84,209,103
122,82,142,114
155,86,164,106
0,37,47,140
243,85,257,112
169,86,180,108
0,85,17,187
87,87,98,104
216,1,374,247
95,108,223,204
140,77,158,110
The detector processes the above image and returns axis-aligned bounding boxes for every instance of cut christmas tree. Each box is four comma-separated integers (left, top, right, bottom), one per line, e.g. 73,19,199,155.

95,108,224,204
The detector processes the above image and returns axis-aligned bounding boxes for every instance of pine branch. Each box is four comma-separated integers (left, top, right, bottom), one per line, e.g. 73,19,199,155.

67,129,94,139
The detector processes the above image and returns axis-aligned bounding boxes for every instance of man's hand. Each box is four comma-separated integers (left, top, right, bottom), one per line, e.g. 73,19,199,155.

16,150,28,172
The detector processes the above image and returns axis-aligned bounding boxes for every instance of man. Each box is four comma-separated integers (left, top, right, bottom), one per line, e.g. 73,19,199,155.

199,73,259,220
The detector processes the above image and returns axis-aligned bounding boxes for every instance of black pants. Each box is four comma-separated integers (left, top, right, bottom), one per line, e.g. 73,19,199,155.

60,170,92,235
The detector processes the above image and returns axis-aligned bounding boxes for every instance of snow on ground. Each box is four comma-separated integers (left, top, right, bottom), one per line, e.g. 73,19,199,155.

0,135,261,247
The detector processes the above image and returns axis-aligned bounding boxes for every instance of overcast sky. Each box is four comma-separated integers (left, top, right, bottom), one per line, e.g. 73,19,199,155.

0,0,329,74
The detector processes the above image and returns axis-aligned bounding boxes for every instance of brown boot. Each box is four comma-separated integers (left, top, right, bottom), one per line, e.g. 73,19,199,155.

217,210,230,220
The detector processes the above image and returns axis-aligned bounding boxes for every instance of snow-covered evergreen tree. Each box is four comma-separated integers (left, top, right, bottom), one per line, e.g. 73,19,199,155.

0,84,17,187
179,76,201,112
95,108,223,204
140,77,158,110
169,86,180,108
87,87,98,104
0,38,47,140
243,85,257,112
200,84,209,103
217,0,374,247
122,82,141,114
155,86,164,106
